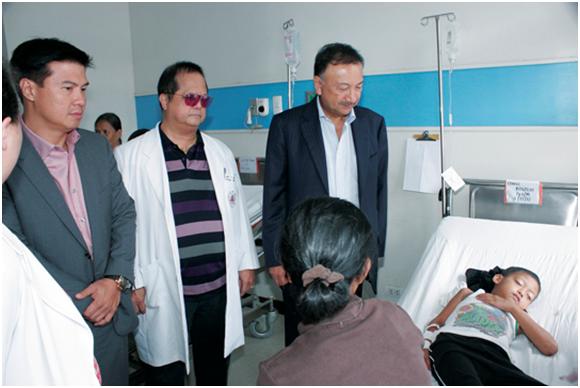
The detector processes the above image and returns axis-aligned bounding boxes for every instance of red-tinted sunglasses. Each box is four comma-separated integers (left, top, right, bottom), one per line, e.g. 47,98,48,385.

173,93,212,108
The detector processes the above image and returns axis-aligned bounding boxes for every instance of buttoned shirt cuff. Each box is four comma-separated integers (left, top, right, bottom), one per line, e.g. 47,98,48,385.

134,268,144,289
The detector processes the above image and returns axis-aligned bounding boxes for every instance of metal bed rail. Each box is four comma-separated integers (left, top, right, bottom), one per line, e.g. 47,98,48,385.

452,178,578,227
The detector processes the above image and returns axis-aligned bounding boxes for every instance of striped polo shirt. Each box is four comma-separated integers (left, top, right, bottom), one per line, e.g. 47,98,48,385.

160,127,226,296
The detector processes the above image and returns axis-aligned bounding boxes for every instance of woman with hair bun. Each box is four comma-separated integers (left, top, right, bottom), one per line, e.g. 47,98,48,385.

257,197,430,385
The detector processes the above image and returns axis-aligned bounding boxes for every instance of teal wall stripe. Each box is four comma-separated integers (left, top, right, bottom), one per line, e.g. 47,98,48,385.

450,62,577,126
135,61,578,130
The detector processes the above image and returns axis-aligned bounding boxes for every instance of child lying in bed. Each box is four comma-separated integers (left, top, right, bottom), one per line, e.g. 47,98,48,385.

422,266,558,385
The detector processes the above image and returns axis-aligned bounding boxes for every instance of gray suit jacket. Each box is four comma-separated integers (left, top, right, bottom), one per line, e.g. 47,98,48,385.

2,129,138,337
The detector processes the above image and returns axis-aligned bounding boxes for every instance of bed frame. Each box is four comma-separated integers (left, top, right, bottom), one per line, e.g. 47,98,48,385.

452,179,578,226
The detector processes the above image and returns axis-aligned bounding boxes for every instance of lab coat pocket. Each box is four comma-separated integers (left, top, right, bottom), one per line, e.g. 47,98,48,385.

141,261,162,308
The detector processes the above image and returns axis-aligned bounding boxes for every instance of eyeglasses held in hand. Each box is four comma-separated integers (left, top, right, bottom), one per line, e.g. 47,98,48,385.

173,93,212,108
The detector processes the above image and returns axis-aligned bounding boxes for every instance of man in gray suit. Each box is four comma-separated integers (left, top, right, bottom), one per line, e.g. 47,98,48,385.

2,38,137,385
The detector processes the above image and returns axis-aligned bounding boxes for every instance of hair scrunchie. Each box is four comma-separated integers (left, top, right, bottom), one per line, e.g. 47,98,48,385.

465,266,504,293
302,264,345,287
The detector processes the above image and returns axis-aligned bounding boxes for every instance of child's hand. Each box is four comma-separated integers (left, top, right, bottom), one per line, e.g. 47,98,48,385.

476,292,517,313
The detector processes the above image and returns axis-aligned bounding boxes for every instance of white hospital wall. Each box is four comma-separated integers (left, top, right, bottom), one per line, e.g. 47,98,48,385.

128,2,577,92
2,3,138,143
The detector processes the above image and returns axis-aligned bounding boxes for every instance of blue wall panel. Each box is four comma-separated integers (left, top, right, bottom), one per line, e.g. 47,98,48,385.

134,95,162,130
451,62,578,126
136,62,577,130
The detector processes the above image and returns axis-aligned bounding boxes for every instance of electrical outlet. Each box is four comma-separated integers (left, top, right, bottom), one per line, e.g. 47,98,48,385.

385,286,402,299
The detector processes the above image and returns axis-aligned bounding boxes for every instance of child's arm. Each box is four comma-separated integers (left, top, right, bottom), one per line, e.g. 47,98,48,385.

422,287,473,370
476,293,558,356
514,308,559,356
427,287,473,328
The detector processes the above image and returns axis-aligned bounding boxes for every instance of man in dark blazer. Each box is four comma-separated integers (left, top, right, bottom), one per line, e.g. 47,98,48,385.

262,43,388,345
2,38,137,385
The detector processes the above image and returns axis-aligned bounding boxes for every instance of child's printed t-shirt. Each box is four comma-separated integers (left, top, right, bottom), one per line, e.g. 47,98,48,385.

437,289,517,359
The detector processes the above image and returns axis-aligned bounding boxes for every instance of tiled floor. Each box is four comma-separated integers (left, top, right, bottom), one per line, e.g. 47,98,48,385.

228,313,285,385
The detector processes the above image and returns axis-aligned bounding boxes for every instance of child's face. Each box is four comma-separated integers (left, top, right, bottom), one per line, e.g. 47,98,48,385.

491,272,540,310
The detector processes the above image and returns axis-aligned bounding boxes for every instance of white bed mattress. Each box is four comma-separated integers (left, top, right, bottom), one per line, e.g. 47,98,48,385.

242,185,263,229
399,216,578,385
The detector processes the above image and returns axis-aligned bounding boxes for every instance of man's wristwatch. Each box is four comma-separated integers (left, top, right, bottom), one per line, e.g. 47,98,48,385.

104,275,133,292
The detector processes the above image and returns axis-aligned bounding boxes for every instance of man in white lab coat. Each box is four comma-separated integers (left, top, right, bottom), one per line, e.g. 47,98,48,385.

115,61,258,385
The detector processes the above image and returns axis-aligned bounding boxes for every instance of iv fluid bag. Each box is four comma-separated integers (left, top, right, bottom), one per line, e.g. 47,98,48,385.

445,22,459,65
283,26,300,68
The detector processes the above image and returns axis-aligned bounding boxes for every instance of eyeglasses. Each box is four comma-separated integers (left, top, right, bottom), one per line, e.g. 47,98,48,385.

173,93,212,108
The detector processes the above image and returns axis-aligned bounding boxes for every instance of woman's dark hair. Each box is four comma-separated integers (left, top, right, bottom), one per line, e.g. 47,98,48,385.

280,197,376,324
95,112,122,145
128,128,149,141
95,112,122,131
314,43,364,77
466,266,541,294
3,67,19,121
10,38,92,99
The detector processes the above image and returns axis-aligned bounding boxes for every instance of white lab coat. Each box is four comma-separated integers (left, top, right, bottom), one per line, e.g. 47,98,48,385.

114,125,258,372
1,224,99,385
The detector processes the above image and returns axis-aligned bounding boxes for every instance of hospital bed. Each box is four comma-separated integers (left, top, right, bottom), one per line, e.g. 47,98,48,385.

399,179,578,385
241,184,279,338
238,157,280,338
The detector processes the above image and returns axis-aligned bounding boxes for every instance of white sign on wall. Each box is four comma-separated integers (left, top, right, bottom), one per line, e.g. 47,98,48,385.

504,180,543,205
239,156,258,174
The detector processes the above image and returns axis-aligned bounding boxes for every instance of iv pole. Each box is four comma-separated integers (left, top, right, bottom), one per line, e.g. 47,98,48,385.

420,12,456,218
287,65,293,109
283,19,295,109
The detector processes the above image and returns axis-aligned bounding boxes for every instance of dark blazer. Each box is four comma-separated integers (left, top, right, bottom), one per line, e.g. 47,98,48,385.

262,98,388,290
2,129,138,370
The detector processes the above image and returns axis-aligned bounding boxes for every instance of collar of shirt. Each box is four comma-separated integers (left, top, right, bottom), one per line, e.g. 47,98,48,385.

159,125,203,160
298,295,364,335
316,96,356,127
20,116,80,160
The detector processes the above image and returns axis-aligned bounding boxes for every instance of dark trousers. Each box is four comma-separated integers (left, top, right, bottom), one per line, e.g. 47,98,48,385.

93,324,129,386
431,333,545,386
281,282,364,346
144,361,185,386
142,288,230,386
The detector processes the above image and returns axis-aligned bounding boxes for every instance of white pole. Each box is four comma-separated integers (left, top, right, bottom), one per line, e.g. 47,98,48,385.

287,65,293,109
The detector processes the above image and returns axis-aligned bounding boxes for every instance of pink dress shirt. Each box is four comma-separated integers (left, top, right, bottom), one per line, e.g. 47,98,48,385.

21,118,93,255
